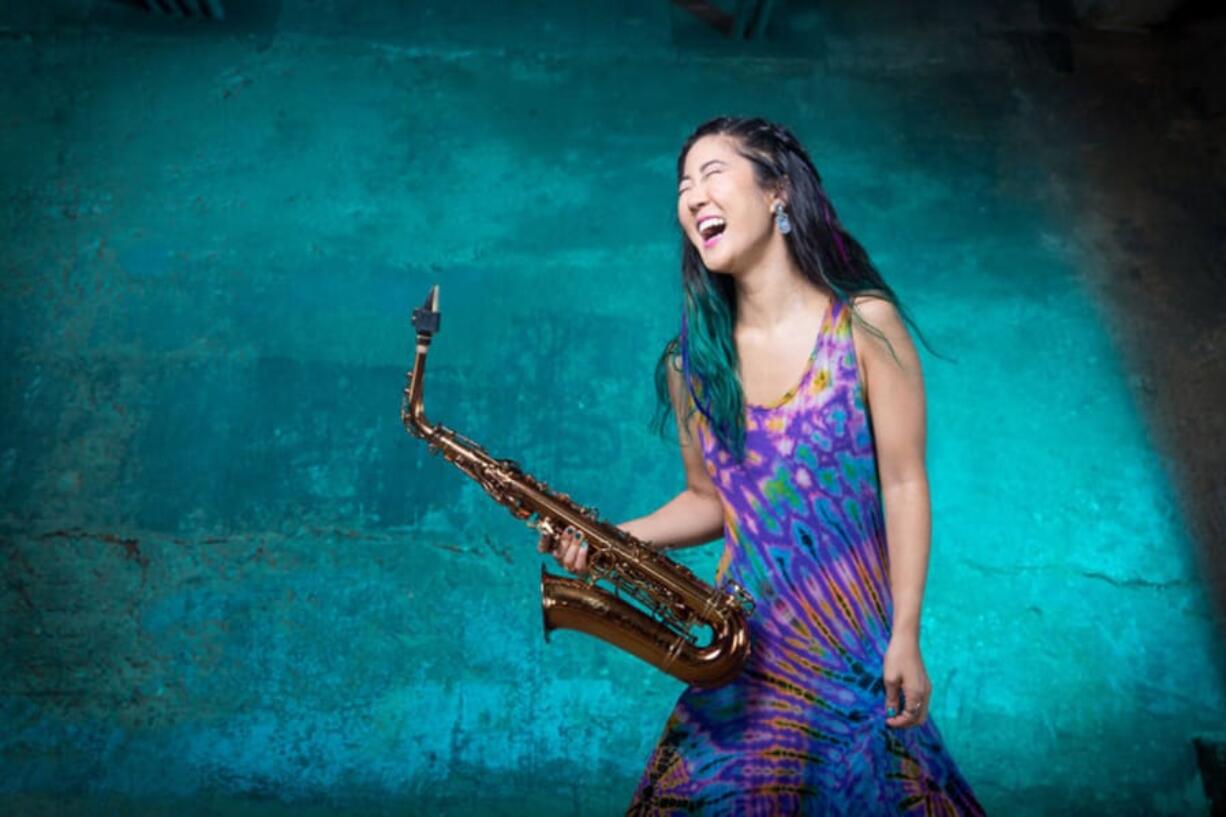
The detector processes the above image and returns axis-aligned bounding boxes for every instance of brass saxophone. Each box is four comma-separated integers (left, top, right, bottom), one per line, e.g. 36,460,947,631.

400,284,754,688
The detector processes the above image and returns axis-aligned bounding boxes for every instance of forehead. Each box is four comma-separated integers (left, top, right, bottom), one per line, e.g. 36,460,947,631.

680,134,741,176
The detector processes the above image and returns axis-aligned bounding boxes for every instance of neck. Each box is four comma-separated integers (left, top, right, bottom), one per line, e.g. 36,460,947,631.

731,237,826,334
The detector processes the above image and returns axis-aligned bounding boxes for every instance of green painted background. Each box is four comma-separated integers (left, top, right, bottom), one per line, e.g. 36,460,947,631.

3,1,1224,815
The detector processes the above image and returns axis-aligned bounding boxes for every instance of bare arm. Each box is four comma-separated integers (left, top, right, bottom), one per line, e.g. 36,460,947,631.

617,354,725,551
549,354,726,573
852,295,940,729
852,295,930,640
617,482,724,552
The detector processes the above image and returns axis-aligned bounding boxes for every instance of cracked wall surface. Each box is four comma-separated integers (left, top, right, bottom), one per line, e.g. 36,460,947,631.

1,1,1224,815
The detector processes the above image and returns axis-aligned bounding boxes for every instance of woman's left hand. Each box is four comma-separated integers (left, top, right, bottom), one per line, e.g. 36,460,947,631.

882,633,931,729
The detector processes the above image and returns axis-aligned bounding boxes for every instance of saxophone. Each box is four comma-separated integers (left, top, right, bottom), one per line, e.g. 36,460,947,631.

400,284,754,688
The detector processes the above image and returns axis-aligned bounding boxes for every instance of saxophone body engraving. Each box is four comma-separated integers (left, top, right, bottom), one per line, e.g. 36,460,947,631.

400,285,754,688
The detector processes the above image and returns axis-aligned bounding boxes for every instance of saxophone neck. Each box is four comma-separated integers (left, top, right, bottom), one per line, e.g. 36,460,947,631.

402,284,442,440
401,339,435,439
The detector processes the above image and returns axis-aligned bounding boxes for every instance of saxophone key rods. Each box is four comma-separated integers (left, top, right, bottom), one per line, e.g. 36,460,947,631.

400,284,755,688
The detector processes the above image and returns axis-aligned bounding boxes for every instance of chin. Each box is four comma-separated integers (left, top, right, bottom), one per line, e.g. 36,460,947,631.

701,250,738,276
695,241,725,269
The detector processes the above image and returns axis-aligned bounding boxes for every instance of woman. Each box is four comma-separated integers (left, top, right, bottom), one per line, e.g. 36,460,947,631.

540,116,987,815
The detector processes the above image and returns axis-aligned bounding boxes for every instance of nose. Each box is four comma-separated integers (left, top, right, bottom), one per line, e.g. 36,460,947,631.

683,188,707,217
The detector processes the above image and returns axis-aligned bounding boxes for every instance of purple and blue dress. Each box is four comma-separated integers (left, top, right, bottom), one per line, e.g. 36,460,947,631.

627,296,986,816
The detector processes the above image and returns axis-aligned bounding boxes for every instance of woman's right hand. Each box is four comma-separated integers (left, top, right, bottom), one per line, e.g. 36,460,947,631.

538,522,590,576
535,493,590,576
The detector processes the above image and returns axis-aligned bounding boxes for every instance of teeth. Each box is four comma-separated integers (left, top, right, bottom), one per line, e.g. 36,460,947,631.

698,216,726,238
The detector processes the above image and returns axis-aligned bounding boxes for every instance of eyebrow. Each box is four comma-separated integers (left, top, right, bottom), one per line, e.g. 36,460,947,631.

678,159,727,184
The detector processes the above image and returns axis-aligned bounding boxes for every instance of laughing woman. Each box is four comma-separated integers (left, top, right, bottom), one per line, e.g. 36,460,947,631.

544,116,987,816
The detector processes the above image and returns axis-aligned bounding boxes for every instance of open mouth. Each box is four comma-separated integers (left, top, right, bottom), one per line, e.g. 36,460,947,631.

698,217,726,247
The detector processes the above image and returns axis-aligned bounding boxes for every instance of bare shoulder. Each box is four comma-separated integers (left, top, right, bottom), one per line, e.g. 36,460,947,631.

848,293,919,377
664,351,685,396
850,293,905,335
663,350,698,421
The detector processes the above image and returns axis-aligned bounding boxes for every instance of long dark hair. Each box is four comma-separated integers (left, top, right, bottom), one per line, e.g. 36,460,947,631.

650,116,943,462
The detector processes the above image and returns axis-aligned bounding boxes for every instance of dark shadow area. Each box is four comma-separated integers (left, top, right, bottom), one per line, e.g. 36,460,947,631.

1041,8,1226,661
91,0,283,49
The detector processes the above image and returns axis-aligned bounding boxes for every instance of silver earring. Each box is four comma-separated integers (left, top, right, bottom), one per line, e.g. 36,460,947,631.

774,201,792,235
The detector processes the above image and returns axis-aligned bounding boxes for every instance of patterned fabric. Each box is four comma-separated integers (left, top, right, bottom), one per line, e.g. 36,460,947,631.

626,297,986,816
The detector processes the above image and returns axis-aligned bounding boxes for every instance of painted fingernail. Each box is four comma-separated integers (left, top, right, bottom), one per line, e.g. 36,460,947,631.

886,707,897,717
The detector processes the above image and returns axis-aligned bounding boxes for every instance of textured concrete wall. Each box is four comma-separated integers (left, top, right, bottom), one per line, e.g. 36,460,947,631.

2,1,1224,815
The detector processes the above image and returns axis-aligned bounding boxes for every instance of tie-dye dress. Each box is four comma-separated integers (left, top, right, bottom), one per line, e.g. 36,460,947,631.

626,297,986,816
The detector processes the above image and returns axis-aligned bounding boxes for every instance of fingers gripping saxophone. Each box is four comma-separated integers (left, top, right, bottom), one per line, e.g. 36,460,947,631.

400,285,754,688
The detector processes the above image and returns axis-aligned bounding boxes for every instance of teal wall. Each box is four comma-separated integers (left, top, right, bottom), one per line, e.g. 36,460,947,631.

2,2,1223,815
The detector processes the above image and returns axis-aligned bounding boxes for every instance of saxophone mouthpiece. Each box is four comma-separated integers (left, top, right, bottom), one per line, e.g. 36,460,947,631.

411,284,441,337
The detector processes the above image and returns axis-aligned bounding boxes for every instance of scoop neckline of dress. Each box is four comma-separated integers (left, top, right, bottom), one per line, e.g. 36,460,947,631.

743,296,837,413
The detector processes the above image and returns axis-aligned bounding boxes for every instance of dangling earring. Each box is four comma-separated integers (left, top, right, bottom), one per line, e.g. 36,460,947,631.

773,201,792,235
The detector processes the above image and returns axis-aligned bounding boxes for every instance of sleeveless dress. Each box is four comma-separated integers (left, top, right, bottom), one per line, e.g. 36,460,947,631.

626,297,987,816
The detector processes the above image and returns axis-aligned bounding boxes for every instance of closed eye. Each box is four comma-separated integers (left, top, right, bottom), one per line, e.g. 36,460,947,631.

678,170,721,194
